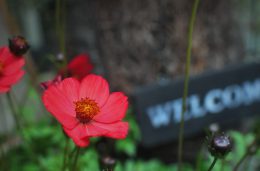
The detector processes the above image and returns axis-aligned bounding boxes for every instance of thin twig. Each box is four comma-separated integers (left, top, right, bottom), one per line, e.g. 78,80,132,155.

177,0,200,170
56,0,68,72
6,92,21,131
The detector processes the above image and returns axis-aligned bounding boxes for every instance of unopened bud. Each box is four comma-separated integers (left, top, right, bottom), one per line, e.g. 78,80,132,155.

8,35,30,56
56,53,65,63
209,123,219,133
208,132,232,158
100,156,116,171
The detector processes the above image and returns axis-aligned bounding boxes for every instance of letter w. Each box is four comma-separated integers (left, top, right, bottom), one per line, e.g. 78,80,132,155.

146,103,171,128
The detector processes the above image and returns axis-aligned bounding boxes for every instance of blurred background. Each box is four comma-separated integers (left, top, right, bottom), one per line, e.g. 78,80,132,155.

1,0,260,93
0,0,260,170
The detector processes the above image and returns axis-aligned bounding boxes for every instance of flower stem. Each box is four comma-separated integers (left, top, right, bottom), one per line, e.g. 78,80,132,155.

55,0,61,38
177,0,200,170
61,136,69,171
207,157,218,171
70,147,80,171
0,146,6,171
55,0,67,66
6,92,21,131
233,140,257,171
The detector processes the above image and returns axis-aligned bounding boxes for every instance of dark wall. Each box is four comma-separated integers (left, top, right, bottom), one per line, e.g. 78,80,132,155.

65,0,247,94
13,0,257,94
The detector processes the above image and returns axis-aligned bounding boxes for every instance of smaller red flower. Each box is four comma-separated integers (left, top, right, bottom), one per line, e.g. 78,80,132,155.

42,74,129,147
0,47,25,93
42,54,93,90
62,54,93,81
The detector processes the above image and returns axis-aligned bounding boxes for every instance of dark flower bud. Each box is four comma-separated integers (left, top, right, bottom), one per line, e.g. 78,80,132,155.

8,35,30,56
209,123,219,133
99,156,116,171
56,53,65,63
207,132,232,158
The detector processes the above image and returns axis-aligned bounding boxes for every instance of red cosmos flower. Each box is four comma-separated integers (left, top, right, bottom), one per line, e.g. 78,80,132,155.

0,47,25,93
62,54,93,81
41,54,93,90
42,74,129,147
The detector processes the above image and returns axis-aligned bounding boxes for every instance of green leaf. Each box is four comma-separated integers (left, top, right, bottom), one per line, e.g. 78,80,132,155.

116,138,136,156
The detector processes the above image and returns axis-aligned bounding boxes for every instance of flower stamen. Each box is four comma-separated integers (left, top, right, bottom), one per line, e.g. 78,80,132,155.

74,98,100,123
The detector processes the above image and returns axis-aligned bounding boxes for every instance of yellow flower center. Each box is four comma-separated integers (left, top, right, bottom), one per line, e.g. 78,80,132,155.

74,98,100,123
0,61,4,75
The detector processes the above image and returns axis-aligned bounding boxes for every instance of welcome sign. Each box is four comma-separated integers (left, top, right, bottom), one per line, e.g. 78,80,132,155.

133,63,260,147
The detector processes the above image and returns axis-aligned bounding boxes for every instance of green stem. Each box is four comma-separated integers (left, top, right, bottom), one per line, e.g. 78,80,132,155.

0,146,6,171
70,147,80,171
60,0,66,59
61,137,69,171
195,147,203,171
177,0,200,170
55,0,68,71
56,0,61,43
220,160,225,171
207,157,218,171
69,146,78,159
6,92,21,131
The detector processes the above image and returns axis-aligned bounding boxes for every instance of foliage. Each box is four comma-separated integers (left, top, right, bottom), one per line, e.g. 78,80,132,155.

1,87,260,171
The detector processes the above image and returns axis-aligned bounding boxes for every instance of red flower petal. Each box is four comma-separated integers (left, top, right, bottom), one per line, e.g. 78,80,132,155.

85,121,128,139
59,78,80,102
85,122,110,137
63,125,90,147
3,58,25,75
73,137,90,147
0,85,10,93
104,122,129,139
79,74,109,107
0,47,15,64
94,92,128,123
67,54,93,80
42,84,78,129
64,124,86,139
0,70,24,86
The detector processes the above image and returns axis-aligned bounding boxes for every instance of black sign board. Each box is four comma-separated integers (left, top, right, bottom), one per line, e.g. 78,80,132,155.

133,63,260,147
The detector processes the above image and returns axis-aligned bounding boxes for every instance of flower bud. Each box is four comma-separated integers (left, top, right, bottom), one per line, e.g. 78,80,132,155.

8,35,30,56
209,123,219,133
99,156,116,171
56,53,65,63
208,132,232,158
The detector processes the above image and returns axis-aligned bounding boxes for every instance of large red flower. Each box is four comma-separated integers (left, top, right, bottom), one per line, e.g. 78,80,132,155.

62,54,93,81
0,47,25,93
42,74,129,147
